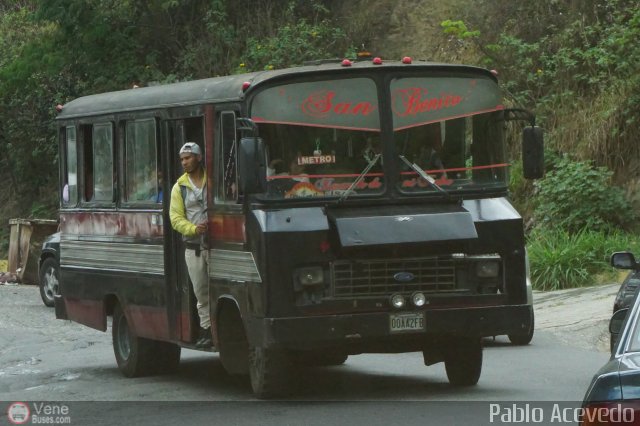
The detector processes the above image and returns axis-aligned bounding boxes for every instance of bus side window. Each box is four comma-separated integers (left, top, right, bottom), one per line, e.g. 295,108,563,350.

219,111,238,201
62,125,78,206
92,123,115,202
124,119,160,203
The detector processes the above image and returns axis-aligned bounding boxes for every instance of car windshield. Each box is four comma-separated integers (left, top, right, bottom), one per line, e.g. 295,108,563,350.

629,301,640,352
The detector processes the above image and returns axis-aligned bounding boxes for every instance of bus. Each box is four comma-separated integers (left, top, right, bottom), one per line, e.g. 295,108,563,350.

54,57,544,398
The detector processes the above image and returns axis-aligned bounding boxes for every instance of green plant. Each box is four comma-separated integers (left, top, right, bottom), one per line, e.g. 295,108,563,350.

237,3,351,73
533,156,635,233
527,228,640,291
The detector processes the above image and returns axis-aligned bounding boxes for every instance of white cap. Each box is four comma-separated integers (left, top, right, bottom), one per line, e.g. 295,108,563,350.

179,142,201,157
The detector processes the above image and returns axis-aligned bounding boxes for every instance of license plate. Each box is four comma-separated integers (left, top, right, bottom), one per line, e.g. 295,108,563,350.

389,312,425,333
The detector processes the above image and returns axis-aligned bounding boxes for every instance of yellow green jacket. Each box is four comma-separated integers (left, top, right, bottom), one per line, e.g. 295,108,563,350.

169,171,205,237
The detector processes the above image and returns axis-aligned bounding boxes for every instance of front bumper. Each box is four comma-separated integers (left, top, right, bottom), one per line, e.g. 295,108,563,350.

250,304,533,352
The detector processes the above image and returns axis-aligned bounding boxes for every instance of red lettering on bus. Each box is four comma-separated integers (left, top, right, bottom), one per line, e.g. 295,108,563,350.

302,91,375,118
301,90,334,118
392,88,462,117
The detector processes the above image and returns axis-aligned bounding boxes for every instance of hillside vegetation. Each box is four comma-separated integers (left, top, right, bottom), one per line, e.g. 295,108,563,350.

1,0,638,287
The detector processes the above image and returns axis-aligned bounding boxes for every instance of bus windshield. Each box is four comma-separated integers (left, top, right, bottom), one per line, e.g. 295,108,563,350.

251,77,383,199
391,75,507,194
249,72,508,200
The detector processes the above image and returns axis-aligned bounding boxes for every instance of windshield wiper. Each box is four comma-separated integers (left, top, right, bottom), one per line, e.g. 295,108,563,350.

398,155,450,198
338,153,382,203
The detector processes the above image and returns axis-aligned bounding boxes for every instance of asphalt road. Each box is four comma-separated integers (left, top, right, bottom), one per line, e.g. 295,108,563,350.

0,283,617,425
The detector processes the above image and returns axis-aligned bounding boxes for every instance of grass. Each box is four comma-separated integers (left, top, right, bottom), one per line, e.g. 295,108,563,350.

527,228,640,291
0,259,7,272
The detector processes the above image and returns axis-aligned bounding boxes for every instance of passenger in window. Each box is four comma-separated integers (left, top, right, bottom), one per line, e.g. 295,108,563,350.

169,142,211,348
148,170,163,203
267,157,309,183
416,145,447,179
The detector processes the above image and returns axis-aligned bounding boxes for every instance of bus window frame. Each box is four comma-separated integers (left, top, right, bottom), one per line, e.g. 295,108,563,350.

120,117,163,208
77,120,117,208
216,109,240,204
60,124,79,207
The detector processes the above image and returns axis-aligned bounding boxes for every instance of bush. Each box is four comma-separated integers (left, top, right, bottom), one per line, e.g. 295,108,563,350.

533,156,635,233
528,228,640,291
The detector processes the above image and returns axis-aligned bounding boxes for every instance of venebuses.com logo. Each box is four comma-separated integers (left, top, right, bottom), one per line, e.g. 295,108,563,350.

6,402,71,424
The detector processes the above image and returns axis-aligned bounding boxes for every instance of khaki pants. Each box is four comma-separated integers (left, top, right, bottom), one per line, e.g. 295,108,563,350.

185,248,210,329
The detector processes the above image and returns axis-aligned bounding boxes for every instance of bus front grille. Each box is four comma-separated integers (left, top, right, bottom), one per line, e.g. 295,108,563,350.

331,257,456,298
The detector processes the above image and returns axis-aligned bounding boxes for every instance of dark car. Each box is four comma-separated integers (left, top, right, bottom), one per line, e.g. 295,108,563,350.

614,269,640,313
38,231,60,307
582,252,640,424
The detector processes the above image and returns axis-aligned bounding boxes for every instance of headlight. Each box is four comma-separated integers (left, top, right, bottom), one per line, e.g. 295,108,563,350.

295,267,324,286
412,292,426,307
390,293,405,309
476,260,499,278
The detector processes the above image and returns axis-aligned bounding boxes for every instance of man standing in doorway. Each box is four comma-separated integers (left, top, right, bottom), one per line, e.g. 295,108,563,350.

170,142,212,348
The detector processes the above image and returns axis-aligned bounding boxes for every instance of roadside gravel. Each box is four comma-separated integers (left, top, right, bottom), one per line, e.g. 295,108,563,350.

532,283,619,353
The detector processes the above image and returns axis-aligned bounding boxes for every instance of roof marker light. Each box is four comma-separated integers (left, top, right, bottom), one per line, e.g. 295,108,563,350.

373,57,383,65
402,56,412,64
341,59,352,67
242,81,251,92
55,104,64,113
490,69,499,76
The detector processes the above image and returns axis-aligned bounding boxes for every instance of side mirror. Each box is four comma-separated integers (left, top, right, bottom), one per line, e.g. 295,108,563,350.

611,252,638,270
238,137,267,195
522,126,544,179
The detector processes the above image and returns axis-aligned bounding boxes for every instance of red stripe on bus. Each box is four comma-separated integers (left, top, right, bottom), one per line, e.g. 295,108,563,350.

211,214,246,243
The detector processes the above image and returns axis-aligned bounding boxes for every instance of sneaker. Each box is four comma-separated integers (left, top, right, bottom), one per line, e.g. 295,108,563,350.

196,327,213,348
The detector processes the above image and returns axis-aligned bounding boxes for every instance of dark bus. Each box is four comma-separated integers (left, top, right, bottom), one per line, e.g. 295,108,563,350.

54,57,543,398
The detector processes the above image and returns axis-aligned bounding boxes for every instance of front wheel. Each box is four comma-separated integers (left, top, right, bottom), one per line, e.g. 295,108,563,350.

444,337,482,386
508,311,535,345
249,347,292,399
38,257,60,307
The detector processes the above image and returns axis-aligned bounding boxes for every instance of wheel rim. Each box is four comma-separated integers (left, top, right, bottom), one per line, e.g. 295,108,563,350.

43,267,59,300
116,315,131,360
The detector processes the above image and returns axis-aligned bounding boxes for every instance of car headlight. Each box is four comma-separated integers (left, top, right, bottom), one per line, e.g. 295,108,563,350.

295,267,324,286
476,260,499,278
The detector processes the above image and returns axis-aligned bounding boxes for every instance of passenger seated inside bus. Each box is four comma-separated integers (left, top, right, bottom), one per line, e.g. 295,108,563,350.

398,122,447,181
267,157,313,197
267,157,309,183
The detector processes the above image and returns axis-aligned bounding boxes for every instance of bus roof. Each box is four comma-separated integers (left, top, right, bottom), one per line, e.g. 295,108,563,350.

56,61,496,120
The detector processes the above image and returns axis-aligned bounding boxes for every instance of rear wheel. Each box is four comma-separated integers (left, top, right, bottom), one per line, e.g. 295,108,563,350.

38,257,59,307
112,304,180,377
249,346,292,399
444,337,482,386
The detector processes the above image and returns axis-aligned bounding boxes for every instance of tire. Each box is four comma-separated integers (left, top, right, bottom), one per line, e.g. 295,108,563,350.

249,346,291,399
218,306,249,375
444,337,483,386
508,311,535,345
39,257,60,307
112,304,180,377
